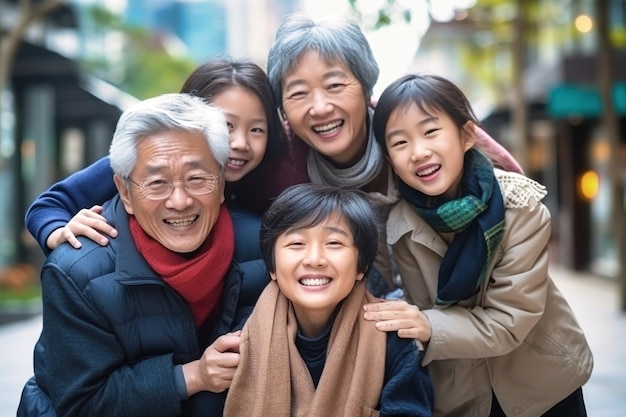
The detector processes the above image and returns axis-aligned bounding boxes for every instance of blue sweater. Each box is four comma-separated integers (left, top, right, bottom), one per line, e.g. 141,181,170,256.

26,157,118,256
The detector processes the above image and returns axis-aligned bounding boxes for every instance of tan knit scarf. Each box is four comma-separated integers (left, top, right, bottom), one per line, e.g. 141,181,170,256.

223,280,386,417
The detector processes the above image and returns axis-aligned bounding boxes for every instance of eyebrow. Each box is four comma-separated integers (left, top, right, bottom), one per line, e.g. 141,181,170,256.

283,69,348,93
386,115,439,140
223,112,268,124
250,117,268,125
284,224,351,237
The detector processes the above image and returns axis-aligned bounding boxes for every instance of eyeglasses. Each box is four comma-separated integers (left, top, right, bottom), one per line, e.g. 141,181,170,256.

126,174,220,200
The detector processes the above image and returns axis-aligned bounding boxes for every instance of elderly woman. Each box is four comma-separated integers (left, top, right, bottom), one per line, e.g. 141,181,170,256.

265,13,522,293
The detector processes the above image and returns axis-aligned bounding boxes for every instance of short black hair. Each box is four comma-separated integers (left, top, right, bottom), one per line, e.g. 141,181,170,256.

373,73,479,154
260,183,379,274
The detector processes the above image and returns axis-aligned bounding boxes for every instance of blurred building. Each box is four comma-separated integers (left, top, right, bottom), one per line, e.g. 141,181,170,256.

0,0,135,271
411,0,626,277
124,0,299,66
125,0,227,62
0,0,302,271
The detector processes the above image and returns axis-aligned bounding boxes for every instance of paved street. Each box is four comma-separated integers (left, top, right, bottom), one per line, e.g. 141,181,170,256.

1,263,625,416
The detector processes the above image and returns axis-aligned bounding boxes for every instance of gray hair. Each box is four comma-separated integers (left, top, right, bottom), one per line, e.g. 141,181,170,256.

267,13,379,109
109,93,229,177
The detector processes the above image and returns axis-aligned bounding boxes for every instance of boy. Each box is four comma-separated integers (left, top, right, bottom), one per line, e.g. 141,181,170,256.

223,183,433,417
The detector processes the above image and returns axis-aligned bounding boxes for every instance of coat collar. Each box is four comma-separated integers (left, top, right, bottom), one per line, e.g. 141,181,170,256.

386,199,449,257
102,195,163,285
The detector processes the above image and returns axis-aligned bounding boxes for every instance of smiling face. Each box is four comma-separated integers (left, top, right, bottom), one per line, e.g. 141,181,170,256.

270,213,364,337
115,130,225,253
385,103,475,200
211,86,268,182
281,50,369,167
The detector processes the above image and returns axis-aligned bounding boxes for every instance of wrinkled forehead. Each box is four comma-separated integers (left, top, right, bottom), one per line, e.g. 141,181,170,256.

134,132,219,173
287,47,349,76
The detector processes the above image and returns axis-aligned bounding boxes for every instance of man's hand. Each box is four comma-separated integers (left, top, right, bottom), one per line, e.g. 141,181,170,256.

182,331,241,396
363,300,432,342
46,205,118,250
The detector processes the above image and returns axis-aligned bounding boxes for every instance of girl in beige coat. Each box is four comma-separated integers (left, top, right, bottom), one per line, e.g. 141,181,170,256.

365,73,593,417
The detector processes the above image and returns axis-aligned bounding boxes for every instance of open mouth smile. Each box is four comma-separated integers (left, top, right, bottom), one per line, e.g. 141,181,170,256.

299,277,332,286
164,215,198,227
416,164,441,177
312,120,343,136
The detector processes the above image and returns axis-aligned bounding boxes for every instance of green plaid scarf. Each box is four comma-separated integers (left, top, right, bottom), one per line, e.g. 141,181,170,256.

399,148,505,305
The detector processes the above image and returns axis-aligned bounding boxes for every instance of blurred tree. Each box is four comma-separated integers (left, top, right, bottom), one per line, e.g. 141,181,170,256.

0,0,65,139
347,0,413,29
596,0,626,310
347,0,561,169
0,0,65,94
81,5,197,99
510,0,527,168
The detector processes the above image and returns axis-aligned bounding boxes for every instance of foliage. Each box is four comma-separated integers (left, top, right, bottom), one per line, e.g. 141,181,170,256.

118,46,197,99
613,27,626,47
347,0,413,30
0,263,39,302
349,0,618,102
80,5,197,100
0,286,40,303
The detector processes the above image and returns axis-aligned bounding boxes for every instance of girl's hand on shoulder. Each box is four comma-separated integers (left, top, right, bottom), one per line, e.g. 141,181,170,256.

363,300,432,342
46,205,118,250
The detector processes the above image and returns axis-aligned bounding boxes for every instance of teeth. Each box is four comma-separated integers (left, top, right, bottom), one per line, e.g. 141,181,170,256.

229,159,246,166
300,278,331,286
313,121,343,134
417,165,440,177
165,216,196,227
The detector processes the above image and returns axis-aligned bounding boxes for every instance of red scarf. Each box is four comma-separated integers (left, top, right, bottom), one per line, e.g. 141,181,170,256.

129,205,234,327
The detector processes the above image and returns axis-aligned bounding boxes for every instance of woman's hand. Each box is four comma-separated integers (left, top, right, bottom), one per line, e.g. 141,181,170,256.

46,205,118,250
364,300,432,342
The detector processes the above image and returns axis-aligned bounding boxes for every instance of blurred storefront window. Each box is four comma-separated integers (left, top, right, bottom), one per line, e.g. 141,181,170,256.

0,88,18,267
588,129,619,277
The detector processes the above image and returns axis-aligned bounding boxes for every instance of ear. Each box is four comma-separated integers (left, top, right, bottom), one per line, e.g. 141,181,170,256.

356,271,365,282
269,271,277,281
461,121,477,152
114,174,135,215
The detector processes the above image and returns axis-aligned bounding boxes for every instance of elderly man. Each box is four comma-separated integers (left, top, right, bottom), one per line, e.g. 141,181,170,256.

18,94,247,417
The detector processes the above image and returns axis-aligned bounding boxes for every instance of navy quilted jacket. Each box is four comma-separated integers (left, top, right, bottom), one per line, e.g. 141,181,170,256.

18,195,268,417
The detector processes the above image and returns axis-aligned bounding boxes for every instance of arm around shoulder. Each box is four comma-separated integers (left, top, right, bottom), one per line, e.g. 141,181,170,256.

25,156,117,255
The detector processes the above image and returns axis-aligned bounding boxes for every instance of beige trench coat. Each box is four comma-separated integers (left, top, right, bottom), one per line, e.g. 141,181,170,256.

387,169,593,417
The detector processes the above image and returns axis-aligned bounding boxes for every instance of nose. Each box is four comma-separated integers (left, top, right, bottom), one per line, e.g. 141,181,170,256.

229,129,249,151
303,244,327,267
410,139,431,162
308,89,333,117
164,183,193,210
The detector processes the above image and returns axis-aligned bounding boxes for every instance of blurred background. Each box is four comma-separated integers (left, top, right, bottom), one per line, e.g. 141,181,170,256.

0,0,625,413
